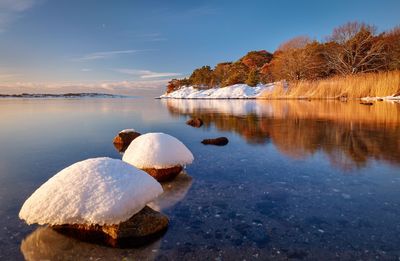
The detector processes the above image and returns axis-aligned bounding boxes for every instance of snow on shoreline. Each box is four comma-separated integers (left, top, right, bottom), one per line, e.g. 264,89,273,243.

159,83,399,101
159,84,275,99
361,96,400,101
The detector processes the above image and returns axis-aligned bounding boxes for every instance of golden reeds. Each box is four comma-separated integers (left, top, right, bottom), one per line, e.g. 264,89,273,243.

259,70,400,99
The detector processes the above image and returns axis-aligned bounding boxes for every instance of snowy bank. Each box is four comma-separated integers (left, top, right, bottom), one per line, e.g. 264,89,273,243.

361,95,400,102
159,83,275,99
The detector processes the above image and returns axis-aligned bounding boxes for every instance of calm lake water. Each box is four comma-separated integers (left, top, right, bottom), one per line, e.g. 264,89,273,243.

1,98,400,260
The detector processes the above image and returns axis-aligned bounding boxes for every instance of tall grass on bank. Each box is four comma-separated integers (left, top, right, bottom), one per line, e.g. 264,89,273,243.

259,70,400,99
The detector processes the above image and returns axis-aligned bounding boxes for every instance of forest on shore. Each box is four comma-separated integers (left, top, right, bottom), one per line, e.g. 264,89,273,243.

166,22,400,95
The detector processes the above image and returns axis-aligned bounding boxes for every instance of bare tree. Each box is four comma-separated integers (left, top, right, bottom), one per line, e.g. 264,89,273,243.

277,36,311,52
324,22,387,75
385,26,400,70
271,37,327,81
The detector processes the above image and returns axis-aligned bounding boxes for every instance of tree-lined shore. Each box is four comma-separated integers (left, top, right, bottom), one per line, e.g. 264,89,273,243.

166,22,400,98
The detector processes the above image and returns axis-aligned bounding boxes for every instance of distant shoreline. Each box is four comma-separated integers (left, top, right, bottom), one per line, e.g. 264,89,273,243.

0,93,130,98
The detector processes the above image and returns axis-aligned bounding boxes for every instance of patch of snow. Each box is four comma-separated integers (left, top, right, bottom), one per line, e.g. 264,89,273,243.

19,157,163,226
361,95,400,101
122,133,194,169
119,128,136,133
160,83,275,99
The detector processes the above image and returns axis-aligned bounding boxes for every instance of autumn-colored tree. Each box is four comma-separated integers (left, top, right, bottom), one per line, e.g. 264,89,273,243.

189,66,214,88
213,62,232,87
270,36,327,81
277,36,311,51
240,50,273,69
166,80,177,93
245,69,260,86
384,26,400,70
223,62,249,86
166,78,192,93
259,63,274,83
323,22,387,75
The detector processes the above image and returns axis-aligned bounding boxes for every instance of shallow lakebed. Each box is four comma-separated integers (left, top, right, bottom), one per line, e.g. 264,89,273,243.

0,98,400,260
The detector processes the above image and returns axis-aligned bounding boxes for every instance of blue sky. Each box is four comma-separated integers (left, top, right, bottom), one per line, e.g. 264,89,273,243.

0,0,399,95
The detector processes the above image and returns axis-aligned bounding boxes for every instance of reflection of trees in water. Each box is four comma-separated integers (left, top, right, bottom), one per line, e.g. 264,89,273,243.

165,99,400,170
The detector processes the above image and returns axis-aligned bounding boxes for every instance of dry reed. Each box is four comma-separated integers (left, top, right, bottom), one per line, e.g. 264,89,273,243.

259,70,400,99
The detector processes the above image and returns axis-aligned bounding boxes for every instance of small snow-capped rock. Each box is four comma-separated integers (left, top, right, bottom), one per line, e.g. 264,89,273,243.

122,133,194,181
113,129,141,152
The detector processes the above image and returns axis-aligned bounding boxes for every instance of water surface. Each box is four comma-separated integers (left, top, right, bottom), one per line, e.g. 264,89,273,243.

1,98,400,260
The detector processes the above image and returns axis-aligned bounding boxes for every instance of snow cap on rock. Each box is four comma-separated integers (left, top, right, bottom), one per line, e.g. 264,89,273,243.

19,157,163,226
122,132,194,169
119,129,136,133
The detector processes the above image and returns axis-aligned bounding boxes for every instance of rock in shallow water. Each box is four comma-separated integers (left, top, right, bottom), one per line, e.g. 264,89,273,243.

201,137,229,146
186,118,203,128
52,206,169,247
113,129,141,152
142,165,183,182
360,102,373,106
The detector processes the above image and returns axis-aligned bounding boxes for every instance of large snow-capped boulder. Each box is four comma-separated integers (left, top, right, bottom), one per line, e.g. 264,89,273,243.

122,133,194,181
19,157,163,227
113,129,141,152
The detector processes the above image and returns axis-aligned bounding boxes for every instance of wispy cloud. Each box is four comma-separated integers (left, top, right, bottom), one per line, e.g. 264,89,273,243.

0,0,39,32
72,49,154,61
134,33,167,42
114,68,181,79
80,68,92,72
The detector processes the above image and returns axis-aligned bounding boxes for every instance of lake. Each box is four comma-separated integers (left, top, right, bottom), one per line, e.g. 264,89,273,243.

1,98,400,260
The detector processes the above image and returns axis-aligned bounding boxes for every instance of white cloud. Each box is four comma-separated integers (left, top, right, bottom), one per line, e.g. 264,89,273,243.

114,68,181,79
80,68,92,72
72,49,154,61
0,0,38,32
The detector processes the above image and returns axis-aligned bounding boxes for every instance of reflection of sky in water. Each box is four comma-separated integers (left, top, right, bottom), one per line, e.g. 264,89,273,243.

0,98,400,260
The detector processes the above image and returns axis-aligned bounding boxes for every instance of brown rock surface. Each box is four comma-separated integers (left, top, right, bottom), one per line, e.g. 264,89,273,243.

186,118,203,128
52,206,168,247
201,137,229,146
360,102,374,106
142,165,183,182
113,130,141,152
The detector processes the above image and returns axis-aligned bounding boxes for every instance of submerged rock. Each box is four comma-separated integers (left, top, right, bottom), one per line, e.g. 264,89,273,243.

122,133,194,181
201,137,229,146
52,206,169,247
186,118,203,128
360,102,374,106
113,129,141,152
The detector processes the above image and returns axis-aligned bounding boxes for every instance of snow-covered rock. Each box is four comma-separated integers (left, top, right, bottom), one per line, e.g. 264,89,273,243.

122,133,194,181
120,128,136,133
123,133,194,169
113,129,141,152
19,157,163,226
159,83,275,99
